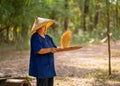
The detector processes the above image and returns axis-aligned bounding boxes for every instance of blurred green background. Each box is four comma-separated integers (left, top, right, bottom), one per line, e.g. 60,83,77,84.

0,0,120,50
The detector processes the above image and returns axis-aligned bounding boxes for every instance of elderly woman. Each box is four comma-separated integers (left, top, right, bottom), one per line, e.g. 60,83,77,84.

29,17,57,86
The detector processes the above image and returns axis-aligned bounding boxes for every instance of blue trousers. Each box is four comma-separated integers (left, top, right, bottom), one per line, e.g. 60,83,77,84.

36,77,54,86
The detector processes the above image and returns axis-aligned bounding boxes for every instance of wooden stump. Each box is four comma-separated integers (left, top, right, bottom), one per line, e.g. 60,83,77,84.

0,78,6,86
5,79,32,86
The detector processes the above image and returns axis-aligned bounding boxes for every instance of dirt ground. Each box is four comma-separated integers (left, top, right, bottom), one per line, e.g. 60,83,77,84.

0,42,120,86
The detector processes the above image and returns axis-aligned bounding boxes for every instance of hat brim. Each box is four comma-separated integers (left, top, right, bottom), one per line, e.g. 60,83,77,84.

31,20,54,35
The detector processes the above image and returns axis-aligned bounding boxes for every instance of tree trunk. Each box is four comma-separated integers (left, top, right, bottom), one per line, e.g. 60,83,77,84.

50,10,56,32
64,0,69,31
83,0,89,31
116,0,119,29
94,0,100,29
13,26,18,41
6,28,9,43
0,26,10,43
64,17,68,31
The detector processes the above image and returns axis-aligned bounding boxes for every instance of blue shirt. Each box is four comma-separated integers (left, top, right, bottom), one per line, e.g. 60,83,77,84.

29,33,57,79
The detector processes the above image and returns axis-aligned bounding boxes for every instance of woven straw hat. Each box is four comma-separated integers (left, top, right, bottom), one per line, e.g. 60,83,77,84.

31,17,55,34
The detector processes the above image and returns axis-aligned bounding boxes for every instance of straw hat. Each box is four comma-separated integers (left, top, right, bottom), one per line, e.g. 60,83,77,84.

31,17,55,34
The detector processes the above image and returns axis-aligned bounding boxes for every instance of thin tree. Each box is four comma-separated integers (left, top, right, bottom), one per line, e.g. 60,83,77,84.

106,0,111,75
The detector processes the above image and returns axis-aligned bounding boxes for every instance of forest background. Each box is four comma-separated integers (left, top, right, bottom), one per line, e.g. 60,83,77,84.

0,0,120,49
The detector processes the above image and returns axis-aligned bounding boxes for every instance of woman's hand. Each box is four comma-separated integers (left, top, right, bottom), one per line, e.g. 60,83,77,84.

38,48,57,54
50,48,57,53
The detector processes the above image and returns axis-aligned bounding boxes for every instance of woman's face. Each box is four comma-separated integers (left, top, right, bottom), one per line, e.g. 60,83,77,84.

38,26,47,34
